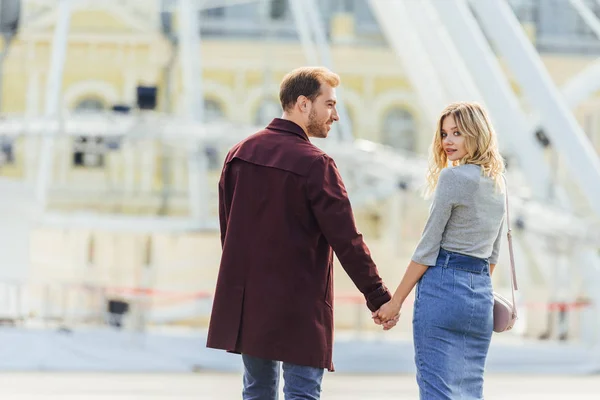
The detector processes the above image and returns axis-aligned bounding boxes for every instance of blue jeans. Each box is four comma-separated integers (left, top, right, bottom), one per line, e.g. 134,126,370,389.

413,248,494,399
242,354,324,400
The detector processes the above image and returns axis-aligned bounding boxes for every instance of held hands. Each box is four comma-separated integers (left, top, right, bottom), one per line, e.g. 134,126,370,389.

371,261,425,331
372,299,402,330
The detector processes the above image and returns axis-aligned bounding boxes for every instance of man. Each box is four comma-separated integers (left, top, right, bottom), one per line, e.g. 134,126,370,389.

207,66,397,399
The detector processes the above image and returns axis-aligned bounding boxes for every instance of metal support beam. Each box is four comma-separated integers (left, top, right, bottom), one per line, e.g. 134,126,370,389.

292,0,353,141
561,59,600,110
288,0,318,64
301,1,333,73
404,0,482,103
369,0,448,127
569,0,600,38
35,0,72,210
178,0,203,122
469,0,600,216
178,0,207,223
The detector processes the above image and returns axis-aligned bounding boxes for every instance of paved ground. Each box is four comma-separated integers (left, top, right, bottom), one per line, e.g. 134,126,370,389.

0,372,599,399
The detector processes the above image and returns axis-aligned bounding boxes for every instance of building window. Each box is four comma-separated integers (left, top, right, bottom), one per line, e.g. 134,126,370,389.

73,136,105,168
338,0,355,13
204,98,225,122
381,107,417,152
254,99,282,126
73,97,106,168
268,0,288,20
203,6,225,19
0,136,14,166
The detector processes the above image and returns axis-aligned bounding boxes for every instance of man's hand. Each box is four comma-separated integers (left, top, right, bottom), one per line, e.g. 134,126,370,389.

372,310,400,330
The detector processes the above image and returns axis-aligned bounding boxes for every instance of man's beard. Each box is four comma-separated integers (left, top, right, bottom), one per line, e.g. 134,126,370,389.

306,109,327,138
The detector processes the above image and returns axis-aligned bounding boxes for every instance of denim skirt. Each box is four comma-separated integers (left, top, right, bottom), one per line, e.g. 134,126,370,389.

413,248,494,400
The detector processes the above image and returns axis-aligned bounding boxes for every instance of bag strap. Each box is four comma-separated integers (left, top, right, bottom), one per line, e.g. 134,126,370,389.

502,176,518,315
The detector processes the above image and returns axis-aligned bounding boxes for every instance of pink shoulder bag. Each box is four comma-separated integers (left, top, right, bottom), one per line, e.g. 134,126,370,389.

493,177,518,333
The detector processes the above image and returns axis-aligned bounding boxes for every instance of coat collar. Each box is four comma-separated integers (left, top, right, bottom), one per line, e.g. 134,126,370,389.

266,118,310,142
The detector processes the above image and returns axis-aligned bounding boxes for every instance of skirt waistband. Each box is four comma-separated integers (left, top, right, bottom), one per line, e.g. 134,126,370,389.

435,248,489,274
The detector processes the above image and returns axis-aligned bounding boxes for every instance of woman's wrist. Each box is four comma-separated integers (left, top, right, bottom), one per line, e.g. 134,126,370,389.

391,295,404,310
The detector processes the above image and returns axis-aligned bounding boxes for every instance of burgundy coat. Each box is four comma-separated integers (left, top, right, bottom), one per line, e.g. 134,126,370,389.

206,118,391,370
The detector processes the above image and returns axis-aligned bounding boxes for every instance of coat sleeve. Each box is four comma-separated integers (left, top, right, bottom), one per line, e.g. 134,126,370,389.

307,155,391,311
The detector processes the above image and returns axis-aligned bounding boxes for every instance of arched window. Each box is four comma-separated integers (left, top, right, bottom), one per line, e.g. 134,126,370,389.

204,98,225,122
254,98,282,126
381,107,417,152
72,97,106,168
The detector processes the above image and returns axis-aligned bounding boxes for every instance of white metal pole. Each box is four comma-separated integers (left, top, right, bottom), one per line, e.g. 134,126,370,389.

301,0,353,142
560,58,600,110
469,0,600,216
178,0,203,122
369,0,448,127
301,0,332,70
569,0,600,39
35,0,72,209
404,0,482,103
25,70,40,182
178,0,206,222
288,0,318,65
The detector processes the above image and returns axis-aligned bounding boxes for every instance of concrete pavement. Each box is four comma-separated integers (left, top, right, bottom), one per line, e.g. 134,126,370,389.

0,372,599,399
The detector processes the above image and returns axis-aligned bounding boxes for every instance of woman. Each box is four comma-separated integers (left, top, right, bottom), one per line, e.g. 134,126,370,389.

376,102,506,399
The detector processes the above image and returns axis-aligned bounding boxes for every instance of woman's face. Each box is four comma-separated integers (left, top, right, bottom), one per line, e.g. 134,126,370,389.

441,115,468,162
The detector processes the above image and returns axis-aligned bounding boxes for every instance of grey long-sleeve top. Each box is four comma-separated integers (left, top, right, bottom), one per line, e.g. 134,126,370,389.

412,164,506,266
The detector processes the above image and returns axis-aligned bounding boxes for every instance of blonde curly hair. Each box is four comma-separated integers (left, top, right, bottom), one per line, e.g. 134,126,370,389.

425,102,505,197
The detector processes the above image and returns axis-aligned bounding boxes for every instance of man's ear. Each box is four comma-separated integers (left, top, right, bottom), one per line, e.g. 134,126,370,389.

296,95,309,113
